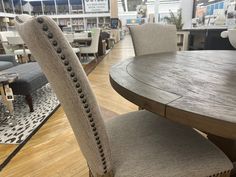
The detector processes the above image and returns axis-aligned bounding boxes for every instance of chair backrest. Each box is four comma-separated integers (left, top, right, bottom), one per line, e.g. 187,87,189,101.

130,23,177,56
88,28,101,53
16,15,112,177
0,31,16,54
64,33,74,43
73,32,89,39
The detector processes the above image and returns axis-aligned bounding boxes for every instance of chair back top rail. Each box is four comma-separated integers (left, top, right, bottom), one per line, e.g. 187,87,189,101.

129,23,177,56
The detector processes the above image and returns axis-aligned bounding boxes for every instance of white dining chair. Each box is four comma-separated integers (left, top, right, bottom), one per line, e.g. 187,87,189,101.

64,33,81,55
0,31,16,54
6,36,31,61
16,15,233,177
80,28,100,62
130,23,177,56
0,31,31,62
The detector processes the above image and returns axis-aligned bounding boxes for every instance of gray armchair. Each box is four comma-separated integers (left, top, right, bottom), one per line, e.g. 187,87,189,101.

16,15,233,177
0,54,18,71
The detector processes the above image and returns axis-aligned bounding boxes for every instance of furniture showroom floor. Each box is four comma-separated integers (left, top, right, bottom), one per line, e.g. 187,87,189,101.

1,35,137,177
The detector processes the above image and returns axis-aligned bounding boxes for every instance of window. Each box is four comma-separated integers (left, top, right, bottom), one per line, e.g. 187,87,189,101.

70,0,83,14
127,0,142,11
13,0,22,14
56,0,69,14
0,0,4,12
43,0,56,15
3,0,14,13
29,0,43,15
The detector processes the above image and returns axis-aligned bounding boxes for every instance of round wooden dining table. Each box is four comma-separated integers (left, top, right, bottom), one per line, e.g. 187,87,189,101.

109,50,236,163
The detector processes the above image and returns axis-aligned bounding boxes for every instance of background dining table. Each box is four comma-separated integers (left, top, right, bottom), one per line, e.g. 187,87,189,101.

109,50,236,174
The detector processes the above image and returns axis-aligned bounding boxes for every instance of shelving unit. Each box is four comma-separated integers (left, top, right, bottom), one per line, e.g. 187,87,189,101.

0,1,111,31
86,17,97,29
98,17,111,28
71,18,85,31
49,14,111,31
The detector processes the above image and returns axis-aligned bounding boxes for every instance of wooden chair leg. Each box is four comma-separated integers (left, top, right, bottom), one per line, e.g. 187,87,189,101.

78,52,82,60
25,94,34,112
94,53,97,63
18,55,23,63
28,54,31,62
89,169,94,177
86,53,89,61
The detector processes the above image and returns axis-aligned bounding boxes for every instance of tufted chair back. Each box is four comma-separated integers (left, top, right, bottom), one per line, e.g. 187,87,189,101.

130,23,177,56
16,15,113,177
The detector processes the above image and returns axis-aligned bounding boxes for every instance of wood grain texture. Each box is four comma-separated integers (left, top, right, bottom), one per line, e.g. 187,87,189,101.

109,58,180,116
110,50,236,140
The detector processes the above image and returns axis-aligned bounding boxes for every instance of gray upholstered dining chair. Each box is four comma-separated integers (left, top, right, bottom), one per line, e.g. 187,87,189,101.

16,15,233,177
130,23,177,56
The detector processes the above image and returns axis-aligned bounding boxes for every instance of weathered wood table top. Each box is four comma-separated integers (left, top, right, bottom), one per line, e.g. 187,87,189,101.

109,51,236,140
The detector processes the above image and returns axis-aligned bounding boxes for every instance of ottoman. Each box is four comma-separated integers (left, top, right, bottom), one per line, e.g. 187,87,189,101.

3,62,48,112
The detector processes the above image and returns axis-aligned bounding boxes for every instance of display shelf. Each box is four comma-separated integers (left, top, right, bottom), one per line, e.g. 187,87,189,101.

0,12,111,31
48,13,111,19
98,17,111,28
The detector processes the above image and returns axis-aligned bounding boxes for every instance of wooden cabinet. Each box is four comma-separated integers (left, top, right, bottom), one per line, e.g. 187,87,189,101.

187,28,235,50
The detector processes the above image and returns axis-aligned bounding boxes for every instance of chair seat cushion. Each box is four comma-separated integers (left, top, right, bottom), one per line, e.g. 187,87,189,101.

106,110,233,177
4,62,48,95
0,61,14,71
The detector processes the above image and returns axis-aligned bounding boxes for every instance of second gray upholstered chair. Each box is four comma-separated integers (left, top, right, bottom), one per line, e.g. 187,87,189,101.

130,23,177,56
16,15,233,177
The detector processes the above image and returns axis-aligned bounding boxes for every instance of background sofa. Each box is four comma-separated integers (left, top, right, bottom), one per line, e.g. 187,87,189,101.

0,54,18,70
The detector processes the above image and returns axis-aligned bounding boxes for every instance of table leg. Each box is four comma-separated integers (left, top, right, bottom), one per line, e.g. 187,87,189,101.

0,84,16,126
208,134,236,176
23,45,28,63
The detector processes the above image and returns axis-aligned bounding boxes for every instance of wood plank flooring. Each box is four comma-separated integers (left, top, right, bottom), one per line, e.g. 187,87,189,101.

0,35,137,177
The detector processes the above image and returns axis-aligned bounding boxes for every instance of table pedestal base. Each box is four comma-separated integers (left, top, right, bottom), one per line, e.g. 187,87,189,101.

208,134,236,177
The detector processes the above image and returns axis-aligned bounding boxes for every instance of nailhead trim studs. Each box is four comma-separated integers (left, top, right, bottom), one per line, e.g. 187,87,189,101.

37,17,44,23
43,24,48,31
37,17,108,174
52,40,57,46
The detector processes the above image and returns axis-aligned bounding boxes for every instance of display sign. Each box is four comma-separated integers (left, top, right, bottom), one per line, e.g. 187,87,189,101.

83,0,110,13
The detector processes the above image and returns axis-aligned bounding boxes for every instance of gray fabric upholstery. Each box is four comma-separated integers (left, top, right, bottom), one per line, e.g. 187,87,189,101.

130,23,177,56
106,110,233,177
0,54,18,71
3,63,48,95
0,61,14,71
0,54,18,66
16,15,112,177
0,54,47,97
16,15,233,177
